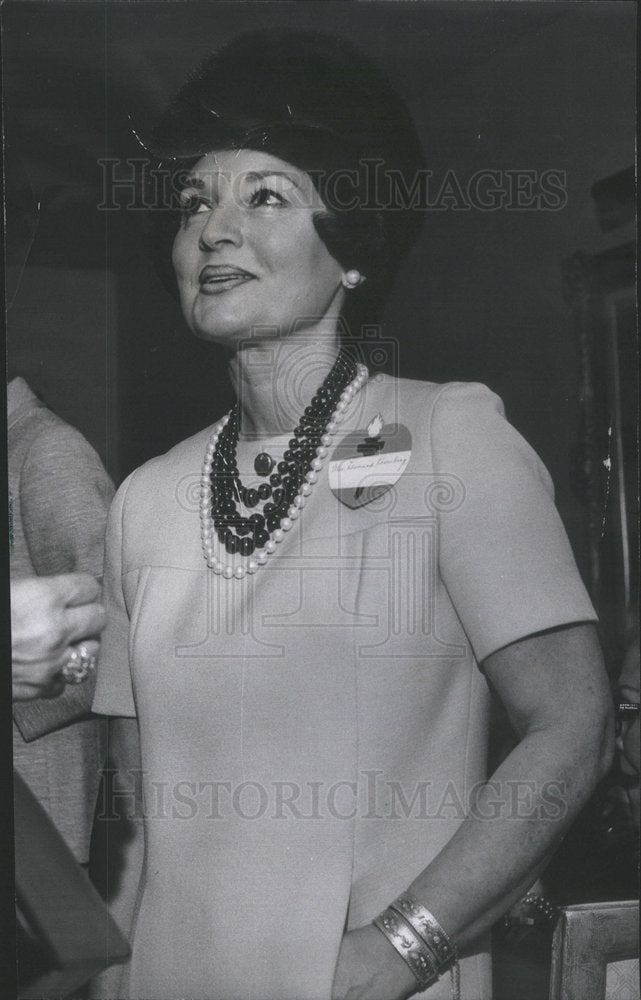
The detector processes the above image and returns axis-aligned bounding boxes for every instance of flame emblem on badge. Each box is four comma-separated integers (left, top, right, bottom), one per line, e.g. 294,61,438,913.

367,413,384,439
357,413,386,459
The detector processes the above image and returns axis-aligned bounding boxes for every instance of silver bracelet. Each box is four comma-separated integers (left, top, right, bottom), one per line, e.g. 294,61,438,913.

373,906,439,991
391,893,457,973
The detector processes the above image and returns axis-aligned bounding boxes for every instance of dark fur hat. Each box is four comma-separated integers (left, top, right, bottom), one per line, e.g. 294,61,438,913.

147,31,426,315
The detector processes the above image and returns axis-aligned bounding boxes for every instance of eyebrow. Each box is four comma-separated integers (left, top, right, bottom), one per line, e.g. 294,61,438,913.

182,170,302,189
242,171,302,188
180,175,205,190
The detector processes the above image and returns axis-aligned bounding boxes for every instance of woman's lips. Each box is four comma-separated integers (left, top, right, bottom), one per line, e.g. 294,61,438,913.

198,265,255,295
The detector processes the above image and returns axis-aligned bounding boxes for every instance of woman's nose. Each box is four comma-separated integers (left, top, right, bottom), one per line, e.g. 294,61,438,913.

198,200,243,251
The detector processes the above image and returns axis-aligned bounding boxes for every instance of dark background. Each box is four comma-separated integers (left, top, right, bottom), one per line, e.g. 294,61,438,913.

3,0,636,585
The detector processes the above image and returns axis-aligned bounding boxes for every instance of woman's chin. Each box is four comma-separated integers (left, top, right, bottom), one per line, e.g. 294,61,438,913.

190,324,242,348
188,308,247,346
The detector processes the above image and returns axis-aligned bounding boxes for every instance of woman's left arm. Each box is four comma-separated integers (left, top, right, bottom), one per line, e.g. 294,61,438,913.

332,621,614,1000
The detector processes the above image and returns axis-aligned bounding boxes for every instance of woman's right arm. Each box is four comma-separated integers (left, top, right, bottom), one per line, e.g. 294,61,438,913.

89,715,144,999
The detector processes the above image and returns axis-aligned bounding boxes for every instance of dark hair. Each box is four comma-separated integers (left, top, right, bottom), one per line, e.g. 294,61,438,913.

147,30,426,327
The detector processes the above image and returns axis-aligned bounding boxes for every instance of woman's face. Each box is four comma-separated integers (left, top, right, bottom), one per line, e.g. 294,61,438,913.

172,149,345,346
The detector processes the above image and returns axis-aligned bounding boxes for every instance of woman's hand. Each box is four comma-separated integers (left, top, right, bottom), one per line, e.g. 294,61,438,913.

331,924,418,1000
11,573,105,700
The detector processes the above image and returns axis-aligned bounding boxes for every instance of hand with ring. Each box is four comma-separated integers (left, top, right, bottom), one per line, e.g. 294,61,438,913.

11,573,106,700
59,643,98,685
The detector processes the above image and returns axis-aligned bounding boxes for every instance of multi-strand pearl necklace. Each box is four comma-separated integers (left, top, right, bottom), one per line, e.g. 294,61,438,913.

200,356,369,579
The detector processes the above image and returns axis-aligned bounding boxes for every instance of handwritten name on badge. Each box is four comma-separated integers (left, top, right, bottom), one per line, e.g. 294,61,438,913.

329,451,411,489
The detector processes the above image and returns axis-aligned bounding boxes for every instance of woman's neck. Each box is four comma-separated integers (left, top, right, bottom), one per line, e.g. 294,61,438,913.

228,322,343,439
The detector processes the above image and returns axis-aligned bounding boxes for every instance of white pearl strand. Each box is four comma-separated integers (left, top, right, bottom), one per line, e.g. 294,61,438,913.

200,363,368,579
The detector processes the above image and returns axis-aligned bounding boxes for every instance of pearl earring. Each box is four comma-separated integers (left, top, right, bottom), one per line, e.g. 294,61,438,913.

343,269,362,288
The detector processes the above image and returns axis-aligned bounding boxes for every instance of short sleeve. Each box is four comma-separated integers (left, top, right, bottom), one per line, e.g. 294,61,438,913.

430,383,597,663
92,475,137,717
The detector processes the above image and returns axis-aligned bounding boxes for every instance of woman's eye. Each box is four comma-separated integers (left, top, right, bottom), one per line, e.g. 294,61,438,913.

248,187,287,208
179,191,210,217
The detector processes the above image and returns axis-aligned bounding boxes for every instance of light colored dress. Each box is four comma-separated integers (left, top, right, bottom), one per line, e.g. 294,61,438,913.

93,377,596,999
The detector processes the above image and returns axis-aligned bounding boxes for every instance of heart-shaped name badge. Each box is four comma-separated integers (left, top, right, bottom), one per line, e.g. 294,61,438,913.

329,414,412,509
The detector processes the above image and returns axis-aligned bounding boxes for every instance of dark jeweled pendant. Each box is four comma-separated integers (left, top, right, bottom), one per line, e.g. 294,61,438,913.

254,452,275,477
